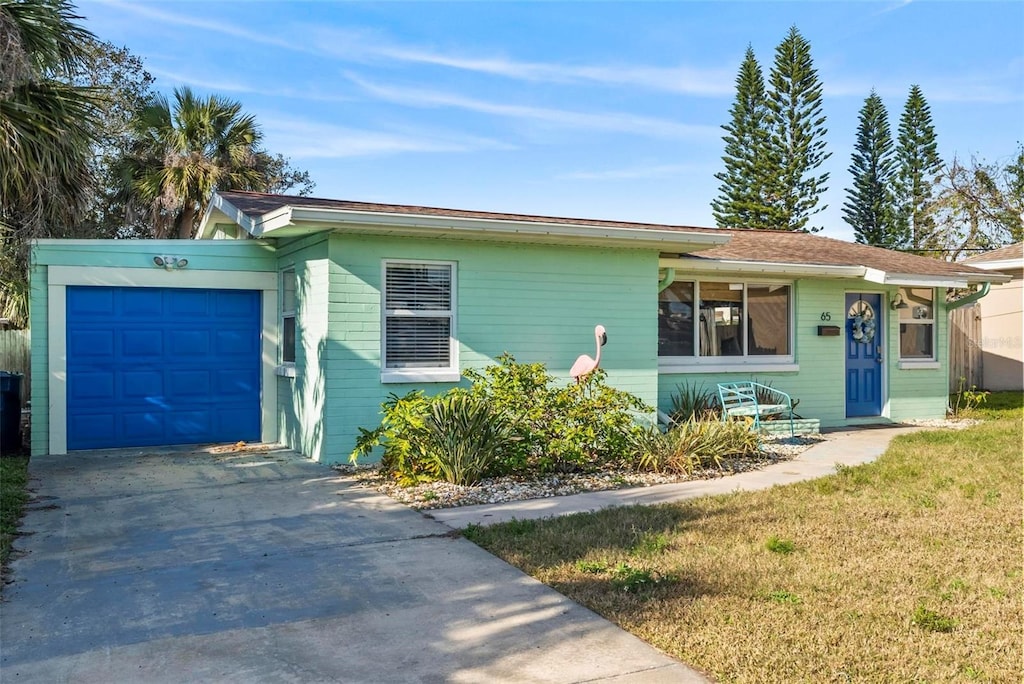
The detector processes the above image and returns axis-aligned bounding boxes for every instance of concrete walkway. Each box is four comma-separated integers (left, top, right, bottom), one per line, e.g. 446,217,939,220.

1,446,709,683
431,426,921,529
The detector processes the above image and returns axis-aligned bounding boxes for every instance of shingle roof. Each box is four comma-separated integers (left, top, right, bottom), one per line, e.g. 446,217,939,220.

214,190,994,280
963,242,1023,264
216,190,717,233
686,230,990,279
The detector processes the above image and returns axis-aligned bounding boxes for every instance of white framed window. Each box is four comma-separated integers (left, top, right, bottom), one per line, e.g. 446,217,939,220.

381,260,458,383
281,268,297,364
898,287,935,361
659,279,795,372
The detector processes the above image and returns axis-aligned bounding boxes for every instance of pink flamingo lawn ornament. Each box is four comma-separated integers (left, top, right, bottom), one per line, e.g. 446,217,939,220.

570,324,607,383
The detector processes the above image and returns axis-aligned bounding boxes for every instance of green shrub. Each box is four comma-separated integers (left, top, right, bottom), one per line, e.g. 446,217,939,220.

423,394,514,485
465,353,653,474
637,418,762,474
352,354,654,483
351,390,435,485
668,381,721,423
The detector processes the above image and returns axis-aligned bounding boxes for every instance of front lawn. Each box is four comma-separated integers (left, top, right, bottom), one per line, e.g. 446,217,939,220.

465,393,1023,683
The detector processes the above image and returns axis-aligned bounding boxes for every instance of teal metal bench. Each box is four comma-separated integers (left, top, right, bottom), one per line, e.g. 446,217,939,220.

717,382,795,436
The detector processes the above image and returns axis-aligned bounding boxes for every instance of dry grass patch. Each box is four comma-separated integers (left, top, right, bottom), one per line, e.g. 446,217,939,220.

465,395,1023,683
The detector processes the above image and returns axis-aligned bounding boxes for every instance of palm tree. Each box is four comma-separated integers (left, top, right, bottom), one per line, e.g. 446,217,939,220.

119,87,267,239
1,0,103,326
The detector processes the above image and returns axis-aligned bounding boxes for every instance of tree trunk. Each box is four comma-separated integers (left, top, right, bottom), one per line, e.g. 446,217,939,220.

175,205,197,239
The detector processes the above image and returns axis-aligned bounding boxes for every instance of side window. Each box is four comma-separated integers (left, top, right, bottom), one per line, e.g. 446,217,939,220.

281,269,296,364
898,287,935,360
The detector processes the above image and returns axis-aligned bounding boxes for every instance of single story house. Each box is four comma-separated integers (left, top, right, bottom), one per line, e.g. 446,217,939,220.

29,191,1007,462
962,243,1023,391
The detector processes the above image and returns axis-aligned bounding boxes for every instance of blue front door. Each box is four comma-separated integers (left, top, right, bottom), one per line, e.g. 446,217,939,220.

66,286,262,450
845,293,883,417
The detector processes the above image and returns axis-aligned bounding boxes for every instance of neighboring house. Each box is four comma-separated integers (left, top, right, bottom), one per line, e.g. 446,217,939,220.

29,191,1007,462
962,243,1023,391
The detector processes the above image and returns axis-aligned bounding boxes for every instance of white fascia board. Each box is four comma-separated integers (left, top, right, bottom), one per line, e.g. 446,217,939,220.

966,259,1023,271
251,207,295,236
199,194,257,239
660,257,866,278
863,268,1006,288
274,207,732,250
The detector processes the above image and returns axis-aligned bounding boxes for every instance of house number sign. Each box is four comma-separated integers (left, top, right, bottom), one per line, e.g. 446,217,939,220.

820,312,832,321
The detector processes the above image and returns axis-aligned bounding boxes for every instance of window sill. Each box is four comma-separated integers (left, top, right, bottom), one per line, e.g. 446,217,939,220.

659,359,799,374
898,360,939,370
381,369,461,384
275,364,297,378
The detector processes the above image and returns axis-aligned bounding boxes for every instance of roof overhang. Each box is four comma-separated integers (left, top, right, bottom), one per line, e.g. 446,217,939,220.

660,258,1009,286
964,258,1023,272
863,267,1010,288
660,257,866,279
198,195,731,252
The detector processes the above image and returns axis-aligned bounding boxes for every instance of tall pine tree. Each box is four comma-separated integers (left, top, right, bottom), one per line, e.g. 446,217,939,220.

711,46,776,229
843,91,897,246
765,26,830,232
894,85,942,250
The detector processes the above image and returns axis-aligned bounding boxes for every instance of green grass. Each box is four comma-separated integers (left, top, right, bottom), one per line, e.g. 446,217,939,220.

1,456,30,582
465,392,1024,683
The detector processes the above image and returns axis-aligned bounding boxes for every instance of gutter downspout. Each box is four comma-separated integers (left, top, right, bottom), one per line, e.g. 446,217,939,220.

658,268,676,293
947,282,991,310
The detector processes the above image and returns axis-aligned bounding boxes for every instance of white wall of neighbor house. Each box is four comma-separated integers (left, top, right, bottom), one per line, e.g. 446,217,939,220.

980,267,1023,391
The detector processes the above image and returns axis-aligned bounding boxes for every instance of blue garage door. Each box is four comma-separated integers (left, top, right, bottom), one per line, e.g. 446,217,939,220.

66,287,262,450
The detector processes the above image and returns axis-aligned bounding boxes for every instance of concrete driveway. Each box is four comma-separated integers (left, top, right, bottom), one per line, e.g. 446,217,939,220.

1,446,708,683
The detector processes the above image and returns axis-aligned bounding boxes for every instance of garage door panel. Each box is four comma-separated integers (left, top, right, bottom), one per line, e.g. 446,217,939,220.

121,330,163,357
123,371,163,398
67,286,261,450
170,329,210,355
70,413,116,443
69,373,115,400
69,330,114,356
216,369,258,396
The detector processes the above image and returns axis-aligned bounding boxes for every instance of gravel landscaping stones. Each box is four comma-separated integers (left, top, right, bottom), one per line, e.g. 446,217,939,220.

334,435,825,510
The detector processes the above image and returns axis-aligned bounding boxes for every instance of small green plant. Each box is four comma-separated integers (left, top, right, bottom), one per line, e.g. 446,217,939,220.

765,535,796,555
949,377,988,418
419,490,438,502
637,418,761,474
575,560,610,574
911,605,957,632
422,394,515,485
961,665,984,680
632,531,671,557
767,589,802,604
668,382,720,423
610,562,677,592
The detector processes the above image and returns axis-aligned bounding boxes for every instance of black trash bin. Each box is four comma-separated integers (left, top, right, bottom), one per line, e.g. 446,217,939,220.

0,371,22,455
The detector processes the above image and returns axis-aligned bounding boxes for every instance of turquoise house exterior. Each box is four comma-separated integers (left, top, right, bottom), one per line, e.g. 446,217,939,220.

29,191,1005,462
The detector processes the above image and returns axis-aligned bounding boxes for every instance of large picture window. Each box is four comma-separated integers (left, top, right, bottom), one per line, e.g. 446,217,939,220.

898,287,935,360
382,261,457,381
659,280,792,360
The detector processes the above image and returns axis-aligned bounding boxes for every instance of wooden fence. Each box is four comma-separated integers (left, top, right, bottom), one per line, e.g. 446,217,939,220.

0,329,30,407
948,305,982,392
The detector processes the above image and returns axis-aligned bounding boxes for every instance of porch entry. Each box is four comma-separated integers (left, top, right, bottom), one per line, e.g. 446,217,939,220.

845,292,883,417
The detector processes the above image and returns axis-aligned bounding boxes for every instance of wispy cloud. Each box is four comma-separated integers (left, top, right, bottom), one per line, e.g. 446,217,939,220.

556,163,707,181
826,59,1024,104
96,1,734,97
345,73,719,140
260,116,514,159
146,66,358,104
311,28,735,96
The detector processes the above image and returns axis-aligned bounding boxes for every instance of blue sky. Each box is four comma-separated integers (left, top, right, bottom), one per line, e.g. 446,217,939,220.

80,0,1023,242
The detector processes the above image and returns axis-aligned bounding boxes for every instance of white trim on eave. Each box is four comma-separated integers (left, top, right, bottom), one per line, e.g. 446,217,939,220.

660,257,866,278
965,259,1023,272
198,193,257,239
267,207,731,251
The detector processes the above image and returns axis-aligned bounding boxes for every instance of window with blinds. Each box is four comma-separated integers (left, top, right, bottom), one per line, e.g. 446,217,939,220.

383,261,455,371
